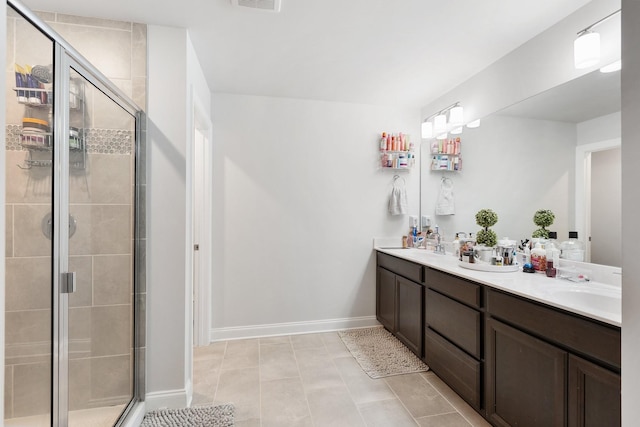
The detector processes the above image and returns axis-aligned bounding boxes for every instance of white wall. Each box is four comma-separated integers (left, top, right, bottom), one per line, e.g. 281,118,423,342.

420,115,575,242
621,0,640,424
211,94,420,339
577,111,621,145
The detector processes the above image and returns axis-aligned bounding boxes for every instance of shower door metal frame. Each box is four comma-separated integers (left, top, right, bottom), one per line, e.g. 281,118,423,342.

7,1,146,426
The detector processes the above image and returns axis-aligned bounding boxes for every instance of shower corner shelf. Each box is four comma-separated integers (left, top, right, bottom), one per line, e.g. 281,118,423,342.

15,80,88,170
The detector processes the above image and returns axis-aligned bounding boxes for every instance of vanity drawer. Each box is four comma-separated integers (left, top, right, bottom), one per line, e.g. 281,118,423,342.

487,289,620,371
425,267,481,308
426,289,481,358
377,252,423,283
424,327,481,410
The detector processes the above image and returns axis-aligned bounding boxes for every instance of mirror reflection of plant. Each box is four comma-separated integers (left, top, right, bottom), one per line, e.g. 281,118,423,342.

532,209,555,239
475,209,498,247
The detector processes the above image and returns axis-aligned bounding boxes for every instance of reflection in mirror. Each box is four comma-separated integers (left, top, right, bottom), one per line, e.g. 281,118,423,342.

420,68,621,267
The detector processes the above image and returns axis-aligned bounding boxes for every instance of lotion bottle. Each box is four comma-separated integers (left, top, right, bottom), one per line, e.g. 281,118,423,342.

531,241,547,273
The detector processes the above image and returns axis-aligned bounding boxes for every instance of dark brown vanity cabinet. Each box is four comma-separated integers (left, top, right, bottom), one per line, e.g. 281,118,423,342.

375,252,621,426
423,267,483,411
376,253,424,357
486,289,621,427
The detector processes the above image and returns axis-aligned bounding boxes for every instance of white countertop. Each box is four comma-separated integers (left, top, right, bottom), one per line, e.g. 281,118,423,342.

375,247,621,327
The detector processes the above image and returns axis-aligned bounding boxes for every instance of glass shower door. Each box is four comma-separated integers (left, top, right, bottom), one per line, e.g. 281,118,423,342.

64,63,136,426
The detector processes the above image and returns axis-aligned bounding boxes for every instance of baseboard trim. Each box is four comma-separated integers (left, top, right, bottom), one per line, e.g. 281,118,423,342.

144,388,189,411
209,316,380,342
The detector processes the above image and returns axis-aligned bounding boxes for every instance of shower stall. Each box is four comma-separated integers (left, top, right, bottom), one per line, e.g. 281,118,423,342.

4,0,145,426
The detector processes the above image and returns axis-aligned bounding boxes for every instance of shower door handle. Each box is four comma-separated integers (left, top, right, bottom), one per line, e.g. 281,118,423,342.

61,272,77,294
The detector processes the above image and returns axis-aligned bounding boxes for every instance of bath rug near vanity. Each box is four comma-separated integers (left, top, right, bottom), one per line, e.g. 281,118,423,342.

339,327,429,378
141,404,234,427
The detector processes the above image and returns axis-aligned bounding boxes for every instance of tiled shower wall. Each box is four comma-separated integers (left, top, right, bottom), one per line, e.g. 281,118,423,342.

5,10,146,419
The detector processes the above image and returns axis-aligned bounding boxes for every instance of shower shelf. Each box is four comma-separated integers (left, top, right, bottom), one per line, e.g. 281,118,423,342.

13,87,52,107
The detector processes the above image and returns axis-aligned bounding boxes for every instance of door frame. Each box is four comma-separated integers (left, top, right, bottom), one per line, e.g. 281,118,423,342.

191,92,213,348
575,138,621,263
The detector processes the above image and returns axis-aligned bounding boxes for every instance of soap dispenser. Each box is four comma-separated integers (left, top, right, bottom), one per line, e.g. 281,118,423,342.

531,241,547,273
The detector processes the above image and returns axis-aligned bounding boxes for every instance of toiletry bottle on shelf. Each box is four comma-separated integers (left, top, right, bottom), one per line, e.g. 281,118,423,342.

531,241,547,273
380,132,387,151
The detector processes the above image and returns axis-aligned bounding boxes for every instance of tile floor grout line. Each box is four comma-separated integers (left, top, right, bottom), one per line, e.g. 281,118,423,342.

290,334,317,427
325,332,371,427
258,339,263,427
381,376,421,427
211,340,227,408
419,373,475,427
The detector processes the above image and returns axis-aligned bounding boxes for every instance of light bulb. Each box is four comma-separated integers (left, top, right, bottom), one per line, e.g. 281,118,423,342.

466,119,481,128
600,60,621,73
574,31,600,69
421,121,433,139
451,127,463,135
449,106,464,127
434,114,447,134
436,132,447,140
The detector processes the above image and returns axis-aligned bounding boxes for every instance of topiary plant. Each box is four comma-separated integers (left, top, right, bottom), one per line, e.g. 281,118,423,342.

532,209,555,239
475,209,498,247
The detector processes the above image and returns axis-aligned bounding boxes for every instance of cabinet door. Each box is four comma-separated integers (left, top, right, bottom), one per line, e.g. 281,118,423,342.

376,267,396,331
486,318,566,427
568,354,620,427
395,276,424,357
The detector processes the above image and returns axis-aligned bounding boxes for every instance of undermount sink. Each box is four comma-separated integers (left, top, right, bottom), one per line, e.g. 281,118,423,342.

547,286,621,314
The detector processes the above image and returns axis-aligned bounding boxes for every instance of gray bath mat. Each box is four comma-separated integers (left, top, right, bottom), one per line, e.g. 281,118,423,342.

339,327,429,379
141,404,234,427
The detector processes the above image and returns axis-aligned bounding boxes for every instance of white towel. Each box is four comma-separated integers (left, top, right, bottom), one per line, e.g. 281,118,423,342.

435,177,455,216
388,178,408,215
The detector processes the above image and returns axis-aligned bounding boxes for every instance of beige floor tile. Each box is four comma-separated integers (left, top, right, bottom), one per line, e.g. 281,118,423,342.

334,356,396,404
296,348,345,392
260,343,299,381
260,336,291,345
324,341,352,359
385,373,455,419
343,373,396,405
291,333,325,350
261,377,313,427
234,419,261,427
194,341,226,361
358,398,418,427
221,339,259,370
416,412,472,427
421,373,491,427
319,332,344,345
214,367,260,422
306,386,366,427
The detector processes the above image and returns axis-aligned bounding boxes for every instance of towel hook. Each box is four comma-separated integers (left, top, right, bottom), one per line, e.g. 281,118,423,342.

393,175,406,186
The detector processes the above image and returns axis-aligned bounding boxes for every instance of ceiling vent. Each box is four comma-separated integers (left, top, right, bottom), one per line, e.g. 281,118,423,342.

231,0,282,12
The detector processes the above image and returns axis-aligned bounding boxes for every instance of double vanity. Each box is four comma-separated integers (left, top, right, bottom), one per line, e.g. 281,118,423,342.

376,247,621,427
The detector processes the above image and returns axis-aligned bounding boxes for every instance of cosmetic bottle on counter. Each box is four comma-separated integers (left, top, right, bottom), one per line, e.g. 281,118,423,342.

531,241,547,273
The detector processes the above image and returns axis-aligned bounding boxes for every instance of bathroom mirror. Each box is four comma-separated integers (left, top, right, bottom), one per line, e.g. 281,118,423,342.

420,68,621,267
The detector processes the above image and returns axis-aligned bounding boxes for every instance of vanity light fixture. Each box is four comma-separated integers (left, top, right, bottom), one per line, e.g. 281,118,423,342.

573,9,620,69
421,101,464,140
434,114,447,134
448,105,464,127
600,59,621,73
450,127,463,135
466,119,481,128
421,121,434,139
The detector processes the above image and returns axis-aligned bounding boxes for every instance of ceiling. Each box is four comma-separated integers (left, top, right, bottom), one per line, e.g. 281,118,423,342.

498,68,621,123
20,0,593,108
